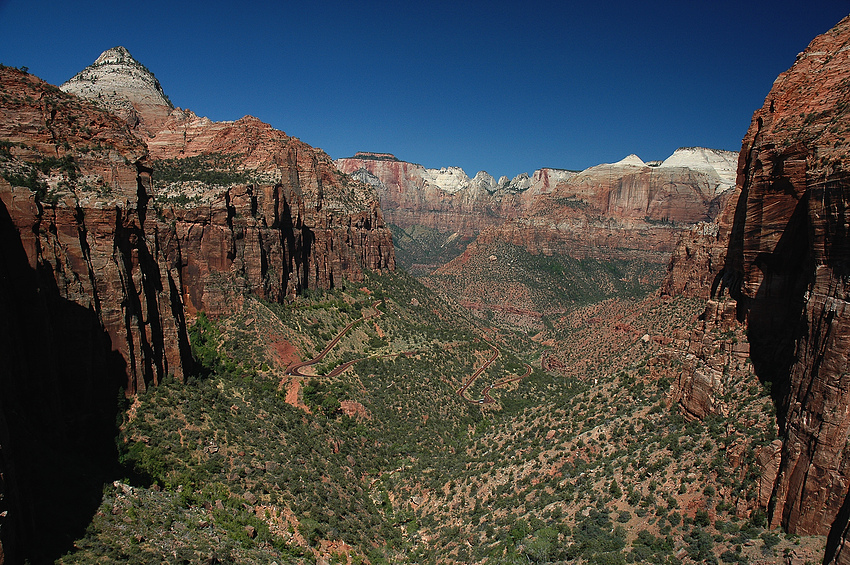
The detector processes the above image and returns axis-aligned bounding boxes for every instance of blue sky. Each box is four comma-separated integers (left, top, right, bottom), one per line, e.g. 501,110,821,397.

0,1,847,179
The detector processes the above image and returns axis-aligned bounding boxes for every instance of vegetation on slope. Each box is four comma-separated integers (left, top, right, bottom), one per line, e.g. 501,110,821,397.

388,223,474,276
421,241,666,332
60,271,823,564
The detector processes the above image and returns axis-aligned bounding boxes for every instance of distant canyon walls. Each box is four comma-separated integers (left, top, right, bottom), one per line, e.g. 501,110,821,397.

337,148,737,264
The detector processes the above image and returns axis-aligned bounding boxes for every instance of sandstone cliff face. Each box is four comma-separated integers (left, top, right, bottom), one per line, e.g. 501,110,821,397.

0,66,185,395
708,15,850,563
61,49,394,314
0,65,189,562
149,112,395,315
660,187,741,299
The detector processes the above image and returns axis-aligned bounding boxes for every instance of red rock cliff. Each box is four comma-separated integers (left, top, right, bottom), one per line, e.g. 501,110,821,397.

711,14,850,563
337,149,736,264
0,66,186,395
0,65,190,563
149,110,395,315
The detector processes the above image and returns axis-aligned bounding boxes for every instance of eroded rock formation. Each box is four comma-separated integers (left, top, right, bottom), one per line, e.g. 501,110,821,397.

61,46,174,134
337,147,737,265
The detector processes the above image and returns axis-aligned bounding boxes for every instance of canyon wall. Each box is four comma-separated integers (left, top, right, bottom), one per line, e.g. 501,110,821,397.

337,147,737,264
664,14,850,564
0,52,394,562
721,15,850,562
148,112,395,316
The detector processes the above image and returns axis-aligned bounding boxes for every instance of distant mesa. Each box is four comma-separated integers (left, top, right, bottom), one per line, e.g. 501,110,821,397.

351,151,400,162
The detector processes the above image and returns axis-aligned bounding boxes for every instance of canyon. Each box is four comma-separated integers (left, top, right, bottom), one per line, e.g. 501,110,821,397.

336,145,737,268
1,11,850,562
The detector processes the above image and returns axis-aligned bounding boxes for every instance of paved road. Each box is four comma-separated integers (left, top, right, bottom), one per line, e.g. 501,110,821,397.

456,344,499,401
285,300,383,377
480,363,532,403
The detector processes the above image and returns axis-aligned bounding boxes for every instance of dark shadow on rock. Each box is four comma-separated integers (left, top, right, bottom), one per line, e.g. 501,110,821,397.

713,189,812,433
744,191,813,432
0,195,124,564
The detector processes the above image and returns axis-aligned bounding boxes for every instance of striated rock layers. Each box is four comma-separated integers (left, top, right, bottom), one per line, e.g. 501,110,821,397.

61,47,394,316
0,65,185,563
706,14,850,564
148,111,395,316
337,147,737,263
0,50,393,561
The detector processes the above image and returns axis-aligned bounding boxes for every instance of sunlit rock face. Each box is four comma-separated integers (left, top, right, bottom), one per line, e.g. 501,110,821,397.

337,147,736,264
60,46,174,134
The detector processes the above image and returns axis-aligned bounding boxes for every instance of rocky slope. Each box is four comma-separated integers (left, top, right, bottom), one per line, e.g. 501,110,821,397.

0,49,394,562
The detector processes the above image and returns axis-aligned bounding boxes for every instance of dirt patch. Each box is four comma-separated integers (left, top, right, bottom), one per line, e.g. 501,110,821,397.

340,400,371,421
270,337,299,368
283,378,310,412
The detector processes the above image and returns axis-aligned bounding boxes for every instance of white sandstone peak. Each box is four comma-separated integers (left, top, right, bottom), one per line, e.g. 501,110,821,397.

61,46,174,131
660,147,738,189
93,46,135,66
613,154,646,167
422,166,472,193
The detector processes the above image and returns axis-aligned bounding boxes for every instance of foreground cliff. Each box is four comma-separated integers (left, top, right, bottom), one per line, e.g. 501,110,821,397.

0,51,394,562
686,14,850,564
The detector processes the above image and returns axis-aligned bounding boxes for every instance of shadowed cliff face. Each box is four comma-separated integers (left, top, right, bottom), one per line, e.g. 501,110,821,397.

711,14,850,563
0,184,127,563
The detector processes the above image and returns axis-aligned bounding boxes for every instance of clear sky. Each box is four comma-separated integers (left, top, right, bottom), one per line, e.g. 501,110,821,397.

0,1,847,179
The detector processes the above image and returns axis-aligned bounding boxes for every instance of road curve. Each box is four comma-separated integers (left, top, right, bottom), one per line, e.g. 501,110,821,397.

456,344,499,401
480,363,533,404
285,300,383,377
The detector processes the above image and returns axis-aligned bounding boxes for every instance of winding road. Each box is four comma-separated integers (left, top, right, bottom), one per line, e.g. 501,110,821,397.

285,300,383,377
456,345,532,404
283,298,531,404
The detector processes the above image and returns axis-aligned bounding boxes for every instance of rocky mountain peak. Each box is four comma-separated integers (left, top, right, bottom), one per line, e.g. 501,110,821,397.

60,46,173,133
614,154,646,167
659,147,738,184
92,45,135,65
